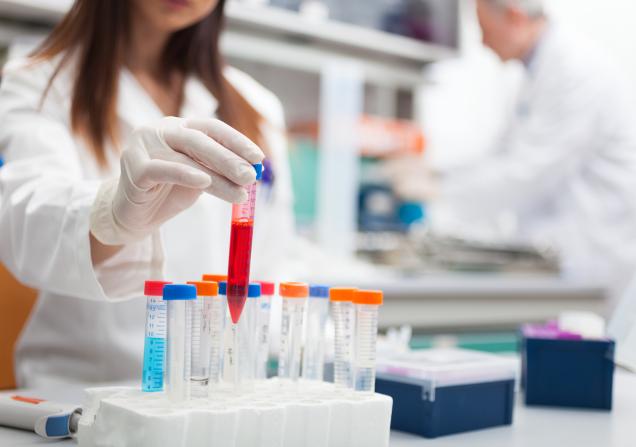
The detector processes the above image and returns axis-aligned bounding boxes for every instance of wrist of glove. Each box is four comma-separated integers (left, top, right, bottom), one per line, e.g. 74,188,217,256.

89,116,264,246
89,176,168,246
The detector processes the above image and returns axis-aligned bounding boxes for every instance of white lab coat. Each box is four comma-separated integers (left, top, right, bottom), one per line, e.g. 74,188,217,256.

433,25,636,299
0,54,296,387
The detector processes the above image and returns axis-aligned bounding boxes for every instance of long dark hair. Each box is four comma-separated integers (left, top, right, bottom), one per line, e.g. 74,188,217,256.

32,0,265,167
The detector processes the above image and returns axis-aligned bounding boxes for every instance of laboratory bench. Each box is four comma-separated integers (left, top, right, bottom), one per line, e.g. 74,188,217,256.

350,273,607,330
1,369,635,446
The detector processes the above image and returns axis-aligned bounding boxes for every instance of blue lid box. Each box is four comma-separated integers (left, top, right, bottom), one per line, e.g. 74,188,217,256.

375,349,517,438
521,324,615,410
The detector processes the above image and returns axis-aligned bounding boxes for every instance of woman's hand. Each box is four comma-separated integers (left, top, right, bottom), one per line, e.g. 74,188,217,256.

89,117,264,248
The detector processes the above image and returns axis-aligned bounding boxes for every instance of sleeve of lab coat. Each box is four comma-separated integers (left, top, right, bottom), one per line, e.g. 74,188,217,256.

437,72,603,218
0,60,160,301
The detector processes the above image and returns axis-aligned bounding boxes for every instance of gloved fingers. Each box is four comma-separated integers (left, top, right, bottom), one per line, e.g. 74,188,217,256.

163,123,257,187
185,118,264,164
159,149,247,203
141,159,213,190
204,170,248,204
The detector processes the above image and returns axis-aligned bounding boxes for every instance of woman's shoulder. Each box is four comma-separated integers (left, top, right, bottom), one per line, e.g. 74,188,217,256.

1,52,74,109
224,66,285,128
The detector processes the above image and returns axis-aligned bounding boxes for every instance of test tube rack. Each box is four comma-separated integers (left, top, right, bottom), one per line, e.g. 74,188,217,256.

76,380,392,447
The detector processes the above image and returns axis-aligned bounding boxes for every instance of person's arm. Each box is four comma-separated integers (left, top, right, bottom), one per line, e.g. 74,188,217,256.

1,61,264,301
0,61,146,300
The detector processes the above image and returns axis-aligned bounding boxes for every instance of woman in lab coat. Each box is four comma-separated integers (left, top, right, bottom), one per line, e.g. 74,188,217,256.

0,0,295,387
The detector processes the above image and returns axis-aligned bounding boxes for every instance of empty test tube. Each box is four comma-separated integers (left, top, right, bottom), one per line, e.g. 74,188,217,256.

238,283,261,390
256,281,275,379
186,280,219,398
278,282,309,382
302,285,330,381
353,290,383,393
164,284,197,402
330,287,357,390
142,280,171,392
207,280,226,387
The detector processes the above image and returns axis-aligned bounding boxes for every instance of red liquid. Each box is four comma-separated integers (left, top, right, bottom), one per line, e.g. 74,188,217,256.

227,219,254,324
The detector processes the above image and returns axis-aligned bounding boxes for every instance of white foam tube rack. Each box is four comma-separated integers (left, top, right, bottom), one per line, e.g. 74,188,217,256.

77,380,392,447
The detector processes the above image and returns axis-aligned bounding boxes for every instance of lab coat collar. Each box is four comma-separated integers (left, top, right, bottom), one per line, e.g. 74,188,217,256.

521,22,554,75
117,69,219,130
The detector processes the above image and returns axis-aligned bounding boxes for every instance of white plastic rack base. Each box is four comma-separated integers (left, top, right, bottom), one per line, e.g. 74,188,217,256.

77,379,392,447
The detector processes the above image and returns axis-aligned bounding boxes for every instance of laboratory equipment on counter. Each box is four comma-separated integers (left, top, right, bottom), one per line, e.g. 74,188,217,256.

0,395,81,439
353,289,383,393
521,322,614,410
141,280,171,392
238,283,262,390
186,280,219,398
375,349,517,438
256,281,275,379
164,284,197,402
227,163,264,324
78,383,393,447
302,284,330,381
278,282,309,382
207,280,226,388
202,274,228,333
330,287,357,389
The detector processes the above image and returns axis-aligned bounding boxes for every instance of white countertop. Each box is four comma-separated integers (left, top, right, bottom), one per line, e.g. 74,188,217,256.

1,370,635,446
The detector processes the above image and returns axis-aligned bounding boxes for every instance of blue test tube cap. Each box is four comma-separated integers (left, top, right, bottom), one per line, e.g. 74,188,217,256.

309,285,330,298
253,163,264,181
163,284,197,300
218,281,227,296
248,282,262,298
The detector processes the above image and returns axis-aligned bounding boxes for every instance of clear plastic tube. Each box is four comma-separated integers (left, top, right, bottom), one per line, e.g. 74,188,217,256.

353,290,383,393
238,283,261,391
187,281,220,398
354,304,380,392
164,285,196,402
256,282,274,379
208,294,225,387
142,281,170,392
227,164,263,324
302,285,330,381
330,287,357,390
202,276,228,377
278,283,309,382
223,322,240,391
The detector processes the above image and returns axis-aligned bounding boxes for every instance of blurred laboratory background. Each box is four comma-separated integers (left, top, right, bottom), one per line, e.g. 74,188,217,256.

1,0,636,389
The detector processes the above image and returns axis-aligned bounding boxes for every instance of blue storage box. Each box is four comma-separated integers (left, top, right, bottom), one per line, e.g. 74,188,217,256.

375,349,517,438
521,325,615,410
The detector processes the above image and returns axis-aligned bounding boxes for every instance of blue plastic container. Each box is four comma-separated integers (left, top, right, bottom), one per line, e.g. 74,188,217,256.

375,349,517,438
521,333,615,410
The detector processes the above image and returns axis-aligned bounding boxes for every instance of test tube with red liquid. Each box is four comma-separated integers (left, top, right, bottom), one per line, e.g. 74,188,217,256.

227,163,263,324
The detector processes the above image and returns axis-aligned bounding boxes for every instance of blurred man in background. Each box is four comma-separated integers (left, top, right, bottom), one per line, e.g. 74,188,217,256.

391,0,636,303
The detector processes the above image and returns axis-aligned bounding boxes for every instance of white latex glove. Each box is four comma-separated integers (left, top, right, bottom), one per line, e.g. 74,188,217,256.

90,117,264,245
382,155,439,202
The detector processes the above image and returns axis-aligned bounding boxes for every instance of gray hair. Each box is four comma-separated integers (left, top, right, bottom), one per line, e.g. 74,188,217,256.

489,0,545,18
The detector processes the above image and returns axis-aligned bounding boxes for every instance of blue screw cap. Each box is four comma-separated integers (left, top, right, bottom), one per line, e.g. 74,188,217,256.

248,283,262,298
163,284,197,301
218,281,227,296
253,163,264,181
309,285,330,298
